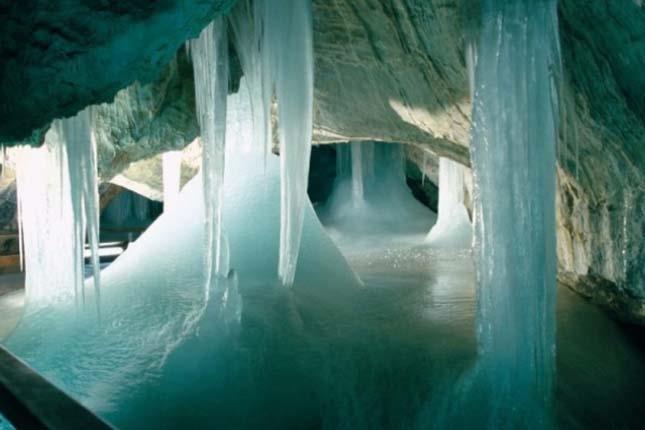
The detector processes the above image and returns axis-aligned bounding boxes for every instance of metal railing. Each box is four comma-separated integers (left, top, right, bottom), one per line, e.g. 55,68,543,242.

0,346,113,429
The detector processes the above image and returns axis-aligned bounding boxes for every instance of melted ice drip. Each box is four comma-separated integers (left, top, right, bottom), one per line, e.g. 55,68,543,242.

162,151,182,212
426,157,472,249
12,109,100,308
470,0,560,426
231,0,314,286
191,18,230,284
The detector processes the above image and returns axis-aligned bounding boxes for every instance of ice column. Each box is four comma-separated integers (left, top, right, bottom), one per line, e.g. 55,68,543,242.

426,157,471,248
470,0,560,426
350,142,364,205
162,151,183,212
191,17,230,283
13,110,100,307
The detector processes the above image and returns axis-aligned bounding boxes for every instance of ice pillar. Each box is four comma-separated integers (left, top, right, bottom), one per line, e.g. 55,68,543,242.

162,151,183,212
426,157,471,248
191,18,230,283
470,0,560,426
13,109,100,309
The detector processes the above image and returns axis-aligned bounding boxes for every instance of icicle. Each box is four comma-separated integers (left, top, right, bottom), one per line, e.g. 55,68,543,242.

350,142,364,205
229,0,272,159
469,0,560,426
162,150,183,212
229,0,314,286
264,0,315,286
11,131,77,304
191,17,230,285
426,158,472,248
55,109,101,311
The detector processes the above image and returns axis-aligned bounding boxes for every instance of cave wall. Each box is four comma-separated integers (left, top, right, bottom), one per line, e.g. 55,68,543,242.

0,0,236,143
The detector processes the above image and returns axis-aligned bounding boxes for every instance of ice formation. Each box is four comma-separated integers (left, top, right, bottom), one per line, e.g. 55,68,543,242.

12,109,101,308
467,0,561,426
319,142,434,253
426,157,472,249
3,80,359,429
229,0,314,286
162,151,182,212
265,0,315,286
191,18,230,282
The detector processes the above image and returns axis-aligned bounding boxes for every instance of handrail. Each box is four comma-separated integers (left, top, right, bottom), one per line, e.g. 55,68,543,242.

0,346,113,429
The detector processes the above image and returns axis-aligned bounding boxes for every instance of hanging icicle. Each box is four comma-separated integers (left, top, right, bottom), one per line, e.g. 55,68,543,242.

264,0,315,286
191,17,230,286
12,109,100,309
57,108,102,313
229,0,314,286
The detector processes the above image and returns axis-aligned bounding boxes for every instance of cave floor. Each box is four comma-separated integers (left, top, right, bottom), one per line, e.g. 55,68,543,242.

0,234,644,428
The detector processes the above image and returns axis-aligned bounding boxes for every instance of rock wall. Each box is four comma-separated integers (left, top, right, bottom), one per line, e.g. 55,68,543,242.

0,0,235,142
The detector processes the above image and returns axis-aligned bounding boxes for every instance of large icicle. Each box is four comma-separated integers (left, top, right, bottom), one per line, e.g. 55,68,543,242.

469,0,560,426
264,0,315,286
426,157,472,248
230,0,314,285
12,110,101,309
58,109,102,311
162,151,183,212
191,17,230,285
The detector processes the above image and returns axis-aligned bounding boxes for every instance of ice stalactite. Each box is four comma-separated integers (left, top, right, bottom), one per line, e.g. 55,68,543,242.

12,109,100,308
58,109,102,311
191,17,230,284
230,0,314,286
426,157,472,249
229,0,272,159
350,142,364,206
468,0,561,426
264,0,315,286
162,151,183,212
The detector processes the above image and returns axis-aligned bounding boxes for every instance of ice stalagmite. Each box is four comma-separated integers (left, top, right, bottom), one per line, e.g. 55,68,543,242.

470,0,560,426
162,151,183,212
264,0,315,286
191,18,230,283
426,157,472,249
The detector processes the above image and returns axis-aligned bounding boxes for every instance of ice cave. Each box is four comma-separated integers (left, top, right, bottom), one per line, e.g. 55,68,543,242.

0,0,643,429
